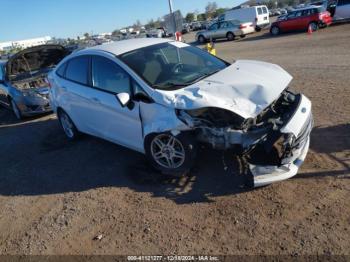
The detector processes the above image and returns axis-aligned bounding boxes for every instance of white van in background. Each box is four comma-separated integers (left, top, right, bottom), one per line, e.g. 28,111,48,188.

333,0,350,21
218,5,270,31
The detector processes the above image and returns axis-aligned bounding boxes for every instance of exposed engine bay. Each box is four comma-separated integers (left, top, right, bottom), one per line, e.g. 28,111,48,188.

178,89,312,168
12,74,50,90
6,45,67,81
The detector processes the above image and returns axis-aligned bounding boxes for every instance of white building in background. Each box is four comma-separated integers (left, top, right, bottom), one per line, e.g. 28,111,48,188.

0,36,52,51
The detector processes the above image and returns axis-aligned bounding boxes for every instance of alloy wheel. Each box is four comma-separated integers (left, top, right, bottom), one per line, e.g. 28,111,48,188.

60,113,74,138
151,134,185,169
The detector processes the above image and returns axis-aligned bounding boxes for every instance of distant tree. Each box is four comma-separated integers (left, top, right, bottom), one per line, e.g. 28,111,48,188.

83,32,90,40
265,0,276,9
205,1,218,19
185,12,195,22
133,19,142,30
197,13,207,21
213,8,227,18
277,1,285,8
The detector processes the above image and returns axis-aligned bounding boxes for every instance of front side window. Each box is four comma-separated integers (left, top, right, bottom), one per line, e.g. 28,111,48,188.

65,56,89,85
91,56,130,94
209,23,218,30
119,42,228,90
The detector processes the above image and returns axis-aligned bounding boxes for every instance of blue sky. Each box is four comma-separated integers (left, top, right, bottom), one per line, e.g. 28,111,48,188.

0,0,243,42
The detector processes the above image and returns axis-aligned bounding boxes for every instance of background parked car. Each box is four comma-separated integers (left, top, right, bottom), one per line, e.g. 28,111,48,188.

0,45,67,119
218,5,270,31
332,0,350,21
191,21,203,31
270,6,332,35
196,20,255,43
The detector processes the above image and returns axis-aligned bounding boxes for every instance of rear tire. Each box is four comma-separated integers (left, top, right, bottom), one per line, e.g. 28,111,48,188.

227,32,235,41
58,109,79,140
10,98,22,120
240,35,246,38
270,26,280,36
255,26,262,32
309,22,318,32
144,132,197,177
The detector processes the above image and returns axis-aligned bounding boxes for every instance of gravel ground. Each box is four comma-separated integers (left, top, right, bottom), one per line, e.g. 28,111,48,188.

0,24,349,256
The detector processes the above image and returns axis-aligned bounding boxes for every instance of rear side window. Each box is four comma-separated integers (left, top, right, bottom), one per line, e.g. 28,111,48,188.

257,7,263,15
262,7,268,14
91,56,131,94
65,56,89,85
56,62,67,77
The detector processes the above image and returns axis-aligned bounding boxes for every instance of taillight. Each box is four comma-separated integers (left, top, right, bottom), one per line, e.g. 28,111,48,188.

239,24,247,29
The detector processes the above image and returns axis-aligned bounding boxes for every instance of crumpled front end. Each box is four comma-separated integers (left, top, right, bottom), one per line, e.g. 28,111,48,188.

249,97,313,187
177,90,313,187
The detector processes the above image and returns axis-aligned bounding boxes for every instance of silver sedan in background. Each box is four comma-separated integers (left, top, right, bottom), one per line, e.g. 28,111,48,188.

196,20,255,43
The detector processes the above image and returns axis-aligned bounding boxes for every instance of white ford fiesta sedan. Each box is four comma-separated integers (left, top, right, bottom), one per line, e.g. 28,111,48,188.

48,38,313,187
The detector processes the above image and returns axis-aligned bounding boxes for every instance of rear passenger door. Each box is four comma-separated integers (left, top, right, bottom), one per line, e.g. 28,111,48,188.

216,22,230,39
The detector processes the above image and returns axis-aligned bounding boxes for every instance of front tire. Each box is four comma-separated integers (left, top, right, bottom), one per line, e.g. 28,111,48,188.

227,32,235,41
144,132,197,177
10,98,22,120
58,110,79,140
198,35,206,44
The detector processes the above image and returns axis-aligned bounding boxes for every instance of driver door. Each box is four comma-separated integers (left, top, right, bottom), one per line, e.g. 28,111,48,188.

89,55,144,152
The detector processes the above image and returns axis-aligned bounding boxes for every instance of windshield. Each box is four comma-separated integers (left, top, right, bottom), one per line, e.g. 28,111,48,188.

119,42,228,90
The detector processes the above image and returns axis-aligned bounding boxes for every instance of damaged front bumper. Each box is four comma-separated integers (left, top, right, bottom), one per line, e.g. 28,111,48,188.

249,94,313,187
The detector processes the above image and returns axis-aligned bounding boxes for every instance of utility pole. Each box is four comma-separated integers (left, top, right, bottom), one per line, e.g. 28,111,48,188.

168,0,177,35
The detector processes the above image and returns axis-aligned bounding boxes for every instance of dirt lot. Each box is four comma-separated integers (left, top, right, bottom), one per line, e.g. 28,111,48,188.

0,24,349,256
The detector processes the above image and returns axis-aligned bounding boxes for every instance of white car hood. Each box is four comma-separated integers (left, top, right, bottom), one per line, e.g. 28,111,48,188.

152,60,293,119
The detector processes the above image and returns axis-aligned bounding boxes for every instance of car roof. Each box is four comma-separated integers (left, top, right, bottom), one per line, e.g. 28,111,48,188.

86,38,172,56
293,5,322,11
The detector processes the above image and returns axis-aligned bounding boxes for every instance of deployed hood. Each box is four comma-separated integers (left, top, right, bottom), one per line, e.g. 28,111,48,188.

153,60,293,119
6,44,68,80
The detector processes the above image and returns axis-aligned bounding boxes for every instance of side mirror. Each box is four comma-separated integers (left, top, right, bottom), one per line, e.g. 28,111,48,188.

116,92,131,107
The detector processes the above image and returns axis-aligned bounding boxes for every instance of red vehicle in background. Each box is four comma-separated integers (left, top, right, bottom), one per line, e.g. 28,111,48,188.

270,6,332,35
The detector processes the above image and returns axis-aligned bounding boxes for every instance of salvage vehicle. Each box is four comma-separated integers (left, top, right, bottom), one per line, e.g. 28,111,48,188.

270,6,332,35
48,38,313,187
196,20,255,43
0,45,67,119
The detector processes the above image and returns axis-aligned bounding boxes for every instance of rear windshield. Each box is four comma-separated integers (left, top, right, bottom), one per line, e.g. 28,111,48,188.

257,7,263,15
262,7,268,14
